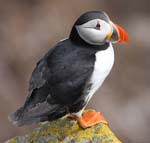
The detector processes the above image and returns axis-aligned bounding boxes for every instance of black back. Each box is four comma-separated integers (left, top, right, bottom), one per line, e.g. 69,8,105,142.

26,39,109,107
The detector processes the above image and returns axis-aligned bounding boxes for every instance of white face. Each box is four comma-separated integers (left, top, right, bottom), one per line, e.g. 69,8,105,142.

76,19,112,45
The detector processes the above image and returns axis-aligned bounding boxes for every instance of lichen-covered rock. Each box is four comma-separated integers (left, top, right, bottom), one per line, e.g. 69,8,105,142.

6,118,121,143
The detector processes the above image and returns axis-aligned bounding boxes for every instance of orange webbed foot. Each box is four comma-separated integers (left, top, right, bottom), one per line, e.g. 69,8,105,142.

77,110,108,128
68,110,108,129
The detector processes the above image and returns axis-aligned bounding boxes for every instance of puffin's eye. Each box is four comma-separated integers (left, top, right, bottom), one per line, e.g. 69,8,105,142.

95,23,101,30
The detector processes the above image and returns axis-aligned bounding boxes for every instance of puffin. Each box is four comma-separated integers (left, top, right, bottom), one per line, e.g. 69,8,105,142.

9,11,128,128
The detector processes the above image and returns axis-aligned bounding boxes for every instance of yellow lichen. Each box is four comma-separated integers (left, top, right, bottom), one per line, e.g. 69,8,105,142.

28,131,37,143
74,127,95,140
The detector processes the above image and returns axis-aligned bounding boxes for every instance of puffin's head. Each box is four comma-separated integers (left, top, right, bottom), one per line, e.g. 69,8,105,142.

70,11,128,45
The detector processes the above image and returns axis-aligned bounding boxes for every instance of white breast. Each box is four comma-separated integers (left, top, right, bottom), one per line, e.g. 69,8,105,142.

72,44,114,117
85,43,114,101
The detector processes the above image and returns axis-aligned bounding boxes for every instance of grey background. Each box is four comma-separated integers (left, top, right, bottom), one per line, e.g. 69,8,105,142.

0,0,149,142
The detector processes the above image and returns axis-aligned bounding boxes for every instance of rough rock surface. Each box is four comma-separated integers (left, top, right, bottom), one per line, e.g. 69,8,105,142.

6,118,121,143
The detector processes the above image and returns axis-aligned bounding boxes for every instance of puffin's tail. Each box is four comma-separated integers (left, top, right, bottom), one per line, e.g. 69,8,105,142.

8,103,68,126
8,107,41,126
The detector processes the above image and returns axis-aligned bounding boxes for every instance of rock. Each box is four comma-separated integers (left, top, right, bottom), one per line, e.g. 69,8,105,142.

6,118,121,143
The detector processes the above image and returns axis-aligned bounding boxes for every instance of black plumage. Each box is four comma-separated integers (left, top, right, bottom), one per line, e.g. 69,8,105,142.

9,39,109,126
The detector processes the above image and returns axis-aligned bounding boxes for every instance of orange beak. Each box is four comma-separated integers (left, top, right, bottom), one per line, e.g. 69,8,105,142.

114,24,129,43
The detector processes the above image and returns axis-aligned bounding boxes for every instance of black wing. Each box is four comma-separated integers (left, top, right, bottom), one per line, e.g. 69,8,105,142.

27,39,96,106
9,39,96,126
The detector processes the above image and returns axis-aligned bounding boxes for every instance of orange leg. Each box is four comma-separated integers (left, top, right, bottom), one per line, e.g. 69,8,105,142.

68,109,108,129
